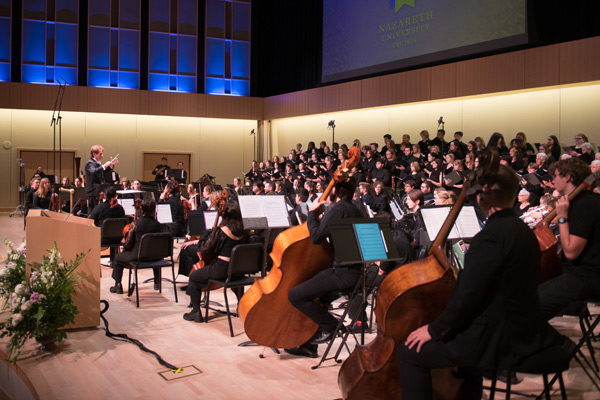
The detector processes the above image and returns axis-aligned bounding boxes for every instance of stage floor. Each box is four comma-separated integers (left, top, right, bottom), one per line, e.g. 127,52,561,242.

0,213,598,399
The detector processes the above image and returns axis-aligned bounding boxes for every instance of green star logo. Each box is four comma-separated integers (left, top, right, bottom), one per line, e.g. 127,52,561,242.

391,0,415,13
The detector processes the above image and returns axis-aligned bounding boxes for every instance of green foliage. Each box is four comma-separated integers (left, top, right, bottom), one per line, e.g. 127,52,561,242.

0,240,88,362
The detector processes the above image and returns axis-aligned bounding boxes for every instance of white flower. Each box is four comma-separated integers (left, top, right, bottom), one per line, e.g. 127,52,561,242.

11,313,23,326
14,284,25,295
21,300,32,311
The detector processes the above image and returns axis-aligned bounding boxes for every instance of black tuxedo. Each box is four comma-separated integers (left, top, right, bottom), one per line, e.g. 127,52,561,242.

85,158,104,197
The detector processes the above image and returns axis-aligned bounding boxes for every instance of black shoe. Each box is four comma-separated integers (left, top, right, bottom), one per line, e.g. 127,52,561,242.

109,283,123,294
127,283,136,297
284,343,318,358
187,302,193,308
310,328,336,345
496,370,519,385
180,285,188,291
154,282,160,291
183,311,203,323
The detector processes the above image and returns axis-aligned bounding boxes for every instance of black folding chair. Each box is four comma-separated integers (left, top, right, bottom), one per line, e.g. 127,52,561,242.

127,233,178,308
100,218,128,267
204,243,264,337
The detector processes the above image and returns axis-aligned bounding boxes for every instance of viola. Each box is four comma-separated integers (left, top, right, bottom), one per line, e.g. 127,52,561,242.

238,146,361,349
123,198,142,238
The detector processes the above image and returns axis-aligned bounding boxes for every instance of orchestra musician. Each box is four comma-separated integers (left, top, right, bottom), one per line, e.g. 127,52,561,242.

184,207,248,323
174,161,188,184
538,157,600,319
397,164,573,400
85,145,118,212
152,157,170,182
159,181,186,237
286,178,363,358
25,177,40,216
110,198,163,294
89,187,125,227
32,177,54,210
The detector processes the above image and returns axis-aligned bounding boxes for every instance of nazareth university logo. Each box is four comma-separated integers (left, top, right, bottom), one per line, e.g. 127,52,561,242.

390,0,415,13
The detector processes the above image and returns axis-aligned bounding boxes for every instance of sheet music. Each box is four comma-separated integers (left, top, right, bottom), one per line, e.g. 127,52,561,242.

157,204,173,224
203,210,222,230
354,223,388,261
238,195,291,229
390,201,402,220
118,198,135,215
420,206,481,241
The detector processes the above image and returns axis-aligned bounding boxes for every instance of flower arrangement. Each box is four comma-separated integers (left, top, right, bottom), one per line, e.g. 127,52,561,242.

0,240,87,362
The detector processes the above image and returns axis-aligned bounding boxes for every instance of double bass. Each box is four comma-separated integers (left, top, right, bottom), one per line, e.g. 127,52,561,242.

239,146,361,349
338,149,500,399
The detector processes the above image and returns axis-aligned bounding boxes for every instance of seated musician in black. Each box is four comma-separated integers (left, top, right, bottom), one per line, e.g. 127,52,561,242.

159,181,186,237
32,177,54,210
25,177,40,216
538,157,600,319
110,199,163,294
89,187,125,227
184,207,248,323
396,165,572,399
286,178,363,358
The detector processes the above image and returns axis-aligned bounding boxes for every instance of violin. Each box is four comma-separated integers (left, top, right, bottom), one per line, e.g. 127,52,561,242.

123,198,142,238
239,146,361,349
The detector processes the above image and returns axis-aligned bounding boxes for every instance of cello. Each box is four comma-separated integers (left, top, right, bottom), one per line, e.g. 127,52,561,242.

338,150,500,400
239,146,361,349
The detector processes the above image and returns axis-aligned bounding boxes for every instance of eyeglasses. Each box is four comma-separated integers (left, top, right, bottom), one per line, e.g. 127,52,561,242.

575,137,583,140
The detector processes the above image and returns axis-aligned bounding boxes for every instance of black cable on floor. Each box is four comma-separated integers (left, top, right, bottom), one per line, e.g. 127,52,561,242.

99,300,182,373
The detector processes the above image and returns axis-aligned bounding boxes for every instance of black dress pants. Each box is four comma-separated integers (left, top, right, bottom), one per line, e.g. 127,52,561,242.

288,266,361,332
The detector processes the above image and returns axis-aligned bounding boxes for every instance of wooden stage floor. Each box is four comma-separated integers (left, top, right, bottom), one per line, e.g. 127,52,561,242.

1,214,599,399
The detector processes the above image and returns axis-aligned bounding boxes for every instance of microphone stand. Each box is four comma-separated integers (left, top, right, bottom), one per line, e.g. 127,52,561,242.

9,158,26,219
51,79,66,187
250,129,256,163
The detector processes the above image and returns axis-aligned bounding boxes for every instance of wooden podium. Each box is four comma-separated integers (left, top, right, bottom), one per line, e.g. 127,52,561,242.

26,210,101,329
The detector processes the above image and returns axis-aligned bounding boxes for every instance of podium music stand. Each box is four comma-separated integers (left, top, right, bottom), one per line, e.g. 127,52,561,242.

26,210,101,329
312,217,403,369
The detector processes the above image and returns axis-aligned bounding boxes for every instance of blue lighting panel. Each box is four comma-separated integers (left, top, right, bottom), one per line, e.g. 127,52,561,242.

179,0,197,35
119,29,139,70
149,0,169,30
55,66,76,84
149,73,169,90
206,38,224,76
232,79,249,96
178,75,195,92
22,64,45,83
149,32,169,72
119,71,139,89
88,69,109,87
178,35,196,74
89,26,109,68
0,18,10,61
232,40,249,79
45,66,54,83
56,23,77,66
205,77,224,94
22,20,46,64
0,63,9,81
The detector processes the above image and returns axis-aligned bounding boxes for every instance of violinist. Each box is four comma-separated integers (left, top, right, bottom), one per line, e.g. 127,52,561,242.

186,183,200,210
110,199,163,294
184,207,248,323
89,187,125,227
397,165,572,400
32,177,55,210
159,181,186,237
286,178,363,358
538,157,600,319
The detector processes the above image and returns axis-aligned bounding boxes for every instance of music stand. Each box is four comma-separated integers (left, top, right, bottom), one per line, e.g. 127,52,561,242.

312,218,403,369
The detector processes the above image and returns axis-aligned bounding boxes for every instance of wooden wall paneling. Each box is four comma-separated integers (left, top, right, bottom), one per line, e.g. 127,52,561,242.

307,87,324,116
390,68,431,105
251,97,264,120
360,76,382,109
430,63,457,100
204,94,254,119
560,37,600,85
73,86,87,112
146,92,199,118
85,87,142,115
524,43,560,89
320,80,362,114
18,84,58,111
379,74,397,107
456,51,525,97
